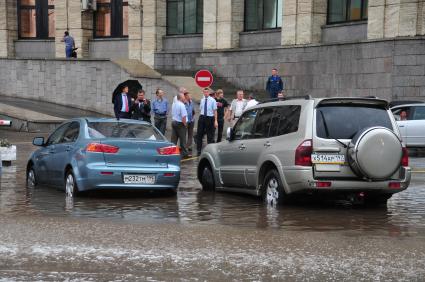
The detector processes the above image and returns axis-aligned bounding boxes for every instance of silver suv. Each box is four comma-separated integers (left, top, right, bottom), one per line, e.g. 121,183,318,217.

197,97,411,206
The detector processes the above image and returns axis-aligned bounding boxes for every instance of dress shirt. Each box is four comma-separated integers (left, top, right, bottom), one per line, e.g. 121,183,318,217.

199,96,217,117
172,101,187,122
185,100,195,122
121,93,129,112
152,98,168,116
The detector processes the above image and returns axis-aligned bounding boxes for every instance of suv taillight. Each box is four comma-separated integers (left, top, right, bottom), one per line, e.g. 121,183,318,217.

86,143,119,154
401,147,409,167
295,139,313,166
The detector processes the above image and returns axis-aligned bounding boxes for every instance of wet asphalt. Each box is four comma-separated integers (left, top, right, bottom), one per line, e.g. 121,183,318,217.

1,130,425,281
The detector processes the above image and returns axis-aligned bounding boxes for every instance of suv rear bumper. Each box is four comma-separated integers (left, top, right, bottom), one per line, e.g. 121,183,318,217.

282,167,411,194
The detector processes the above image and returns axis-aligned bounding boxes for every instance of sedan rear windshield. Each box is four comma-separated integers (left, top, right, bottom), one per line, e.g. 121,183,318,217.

88,122,164,141
316,105,393,139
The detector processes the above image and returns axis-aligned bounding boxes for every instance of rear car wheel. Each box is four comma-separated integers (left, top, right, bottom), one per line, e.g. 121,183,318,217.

26,166,37,188
65,170,79,198
263,169,287,206
201,164,215,191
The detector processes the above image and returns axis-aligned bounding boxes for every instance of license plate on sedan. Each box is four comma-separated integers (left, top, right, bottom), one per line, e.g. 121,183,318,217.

123,174,156,184
311,154,345,164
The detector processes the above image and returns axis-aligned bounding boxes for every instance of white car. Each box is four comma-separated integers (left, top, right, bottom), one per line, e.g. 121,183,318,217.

391,103,425,147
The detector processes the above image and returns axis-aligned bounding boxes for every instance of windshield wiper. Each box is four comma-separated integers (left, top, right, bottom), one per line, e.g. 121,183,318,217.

319,110,348,149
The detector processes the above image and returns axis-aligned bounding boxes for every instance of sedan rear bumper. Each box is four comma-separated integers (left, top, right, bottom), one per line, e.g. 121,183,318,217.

76,164,180,192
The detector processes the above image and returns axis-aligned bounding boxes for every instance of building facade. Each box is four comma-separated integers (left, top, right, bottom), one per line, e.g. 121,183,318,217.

1,0,425,100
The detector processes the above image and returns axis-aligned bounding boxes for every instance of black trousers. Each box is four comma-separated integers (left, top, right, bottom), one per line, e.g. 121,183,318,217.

171,121,188,157
216,119,225,143
197,115,215,153
154,116,167,135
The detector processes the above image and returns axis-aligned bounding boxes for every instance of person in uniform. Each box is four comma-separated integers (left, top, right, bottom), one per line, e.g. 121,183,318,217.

196,88,218,156
266,68,284,99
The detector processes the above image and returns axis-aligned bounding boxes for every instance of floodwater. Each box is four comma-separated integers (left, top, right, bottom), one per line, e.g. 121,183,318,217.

1,131,425,281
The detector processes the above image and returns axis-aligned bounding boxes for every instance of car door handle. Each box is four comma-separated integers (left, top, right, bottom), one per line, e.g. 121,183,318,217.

238,144,246,150
264,141,271,147
49,150,56,154
66,146,72,152
399,125,405,128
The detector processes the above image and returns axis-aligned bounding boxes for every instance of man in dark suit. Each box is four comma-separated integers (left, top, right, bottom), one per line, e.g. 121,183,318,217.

113,85,132,119
131,89,151,122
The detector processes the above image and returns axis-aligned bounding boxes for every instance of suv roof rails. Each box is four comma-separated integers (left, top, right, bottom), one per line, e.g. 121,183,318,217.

259,95,313,104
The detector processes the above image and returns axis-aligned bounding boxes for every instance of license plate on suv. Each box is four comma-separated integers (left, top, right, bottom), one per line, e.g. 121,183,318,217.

311,154,345,164
123,174,156,184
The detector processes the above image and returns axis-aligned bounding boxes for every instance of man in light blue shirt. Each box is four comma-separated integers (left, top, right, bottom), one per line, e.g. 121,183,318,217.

152,89,168,135
171,94,190,158
61,31,75,58
196,88,218,156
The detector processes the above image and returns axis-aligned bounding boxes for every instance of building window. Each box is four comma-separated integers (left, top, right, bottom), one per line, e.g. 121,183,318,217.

327,0,368,24
244,0,282,31
94,0,128,38
167,0,203,35
18,0,55,39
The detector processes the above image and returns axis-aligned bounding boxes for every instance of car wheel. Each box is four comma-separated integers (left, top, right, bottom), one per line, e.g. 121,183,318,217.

201,164,215,191
65,170,79,198
263,169,287,206
26,166,37,188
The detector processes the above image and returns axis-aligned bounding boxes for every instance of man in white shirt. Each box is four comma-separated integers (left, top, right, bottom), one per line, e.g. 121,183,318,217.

196,88,218,156
245,93,259,110
171,93,190,158
228,90,247,125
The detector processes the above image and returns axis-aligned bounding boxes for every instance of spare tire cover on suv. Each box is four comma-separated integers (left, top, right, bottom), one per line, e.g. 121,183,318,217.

348,127,402,180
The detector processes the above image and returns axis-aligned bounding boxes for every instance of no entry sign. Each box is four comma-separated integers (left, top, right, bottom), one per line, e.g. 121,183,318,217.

195,70,213,88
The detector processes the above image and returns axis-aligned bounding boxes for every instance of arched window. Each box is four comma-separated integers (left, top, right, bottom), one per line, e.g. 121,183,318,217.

94,0,128,38
166,0,203,35
327,0,368,24
18,0,55,39
244,0,282,31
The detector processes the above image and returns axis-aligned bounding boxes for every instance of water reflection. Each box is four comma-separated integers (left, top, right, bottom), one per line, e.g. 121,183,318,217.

1,143,425,238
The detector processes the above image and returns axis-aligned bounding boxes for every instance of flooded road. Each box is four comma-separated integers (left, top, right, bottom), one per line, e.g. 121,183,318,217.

1,130,425,280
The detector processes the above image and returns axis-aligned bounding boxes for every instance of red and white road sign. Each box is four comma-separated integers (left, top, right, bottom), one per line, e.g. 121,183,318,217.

0,120,12,126
195,70,214,88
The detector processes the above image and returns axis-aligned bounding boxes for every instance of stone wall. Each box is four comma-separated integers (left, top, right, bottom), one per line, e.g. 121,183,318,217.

155,38,425,102
322,22,367,44
89,39,129,59
240,30,282,48
15,40,56,59
163,35,203,52
0,58,178,116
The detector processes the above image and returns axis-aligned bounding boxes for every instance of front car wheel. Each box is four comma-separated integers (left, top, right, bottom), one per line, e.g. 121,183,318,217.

201,165,215,191
26,167,37,188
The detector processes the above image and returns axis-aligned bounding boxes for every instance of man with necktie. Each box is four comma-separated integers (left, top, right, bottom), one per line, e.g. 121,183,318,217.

113,85,132,119
196,88,218,156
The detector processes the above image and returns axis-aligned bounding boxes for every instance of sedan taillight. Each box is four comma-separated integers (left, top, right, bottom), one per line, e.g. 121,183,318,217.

86,143,119,154
295,139,313,166
401,147,409,167
157,146,180,155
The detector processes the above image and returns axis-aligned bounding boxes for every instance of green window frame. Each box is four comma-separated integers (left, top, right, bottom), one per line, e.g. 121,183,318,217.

166,0,203,35
327,0,368,24
244,0,282,31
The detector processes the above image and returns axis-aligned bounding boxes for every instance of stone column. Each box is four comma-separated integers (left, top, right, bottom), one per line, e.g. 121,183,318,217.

203,0,244,50
282,0,327,45
368,0,420,39
55,0,93,58
140,0,166,67
0,0,18,57
128,0,143,60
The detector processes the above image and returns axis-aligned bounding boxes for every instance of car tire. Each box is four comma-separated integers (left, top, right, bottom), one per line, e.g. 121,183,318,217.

65,170,79,198
200,164,215,191
364,193,392,206
26,166,37,188
263,169,287,206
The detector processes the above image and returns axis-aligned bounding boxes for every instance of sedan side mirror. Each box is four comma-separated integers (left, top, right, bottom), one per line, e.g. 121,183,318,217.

33,137,45,147
226,127,233,141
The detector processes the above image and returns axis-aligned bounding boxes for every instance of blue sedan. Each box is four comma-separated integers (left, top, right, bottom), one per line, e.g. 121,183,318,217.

26,118,181,197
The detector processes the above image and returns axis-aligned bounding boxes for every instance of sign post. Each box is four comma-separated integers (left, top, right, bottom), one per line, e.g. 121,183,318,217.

195,70,214,88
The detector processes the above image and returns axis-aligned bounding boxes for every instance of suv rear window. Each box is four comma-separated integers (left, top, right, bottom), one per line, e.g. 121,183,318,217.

88,122,164,140
316,105,393,139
